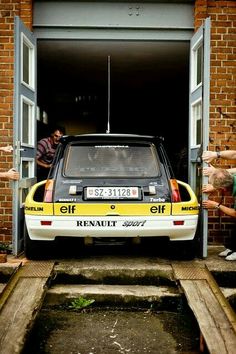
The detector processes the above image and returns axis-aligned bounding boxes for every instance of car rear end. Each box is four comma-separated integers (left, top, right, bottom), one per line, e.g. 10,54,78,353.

24,134,199,248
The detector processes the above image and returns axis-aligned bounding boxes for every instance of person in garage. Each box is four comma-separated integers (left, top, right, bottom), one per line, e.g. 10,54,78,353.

36,125,65,181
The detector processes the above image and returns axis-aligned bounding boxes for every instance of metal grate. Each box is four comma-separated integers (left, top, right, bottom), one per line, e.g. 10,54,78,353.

172,264,210,280
20,261,55,278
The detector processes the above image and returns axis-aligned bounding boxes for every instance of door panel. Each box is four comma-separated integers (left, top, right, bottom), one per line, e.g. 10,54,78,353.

189,17,211,258
13,16,37,255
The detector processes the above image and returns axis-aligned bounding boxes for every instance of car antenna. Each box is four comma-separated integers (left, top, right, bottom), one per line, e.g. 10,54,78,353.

106,55,111,133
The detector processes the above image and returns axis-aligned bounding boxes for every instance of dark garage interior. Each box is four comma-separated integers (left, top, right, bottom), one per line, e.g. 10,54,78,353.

37,40,190,179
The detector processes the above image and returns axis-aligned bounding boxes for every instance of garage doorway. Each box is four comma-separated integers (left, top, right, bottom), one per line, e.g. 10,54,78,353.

37,40,190,180
34,0,194,180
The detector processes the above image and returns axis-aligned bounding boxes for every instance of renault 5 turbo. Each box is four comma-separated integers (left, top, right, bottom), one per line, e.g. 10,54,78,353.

24,134,199,259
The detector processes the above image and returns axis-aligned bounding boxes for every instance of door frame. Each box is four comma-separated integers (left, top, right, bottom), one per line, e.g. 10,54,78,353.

13,13,211,257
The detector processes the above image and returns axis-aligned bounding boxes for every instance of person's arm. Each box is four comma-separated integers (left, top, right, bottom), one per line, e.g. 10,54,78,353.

202,199,236,218
203,165,236,176
202,165,216,176
0,145,13,153
0,168,19,181
36,159,51,169
202,150,236,163
218,150,236,160
202,184,216,193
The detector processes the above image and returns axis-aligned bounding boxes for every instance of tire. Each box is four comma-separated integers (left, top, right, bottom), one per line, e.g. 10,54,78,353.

169,239,196,260
24,223,53,260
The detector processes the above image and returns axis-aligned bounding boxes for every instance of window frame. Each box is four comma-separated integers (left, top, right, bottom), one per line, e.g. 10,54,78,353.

191,36,203,93
20,95,35,147
20,157,35,206
21,32,35,90
191,98,202,148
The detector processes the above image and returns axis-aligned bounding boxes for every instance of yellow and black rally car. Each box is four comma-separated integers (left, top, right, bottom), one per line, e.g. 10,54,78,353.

24,134,199,259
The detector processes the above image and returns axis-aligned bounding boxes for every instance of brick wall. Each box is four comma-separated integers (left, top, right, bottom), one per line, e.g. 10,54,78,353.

195,0,236,244
0,0,32,242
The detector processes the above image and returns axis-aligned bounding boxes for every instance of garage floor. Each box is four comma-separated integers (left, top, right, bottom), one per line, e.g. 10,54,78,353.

1,245,236,354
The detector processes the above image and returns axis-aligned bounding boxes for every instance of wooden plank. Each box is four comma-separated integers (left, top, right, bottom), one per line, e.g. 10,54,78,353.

0,262,54,354
0,284,5,294
0,277,47,354
180,279,236,354
0,263,22,312
205,267,236,333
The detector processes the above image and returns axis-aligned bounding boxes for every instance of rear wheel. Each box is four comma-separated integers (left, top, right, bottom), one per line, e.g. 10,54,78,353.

169,239,196,260
24,223,53,260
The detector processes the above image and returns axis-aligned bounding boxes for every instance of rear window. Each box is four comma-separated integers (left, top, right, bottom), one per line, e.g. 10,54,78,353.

63,143,161,178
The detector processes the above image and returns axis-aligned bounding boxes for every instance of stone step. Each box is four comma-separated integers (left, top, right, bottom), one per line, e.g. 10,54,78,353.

45,284,181,309
53,258,175,286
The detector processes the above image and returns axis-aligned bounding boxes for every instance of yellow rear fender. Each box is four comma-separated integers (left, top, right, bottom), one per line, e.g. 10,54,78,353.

25,180,47,202
24,180,54,215
172,180,199,215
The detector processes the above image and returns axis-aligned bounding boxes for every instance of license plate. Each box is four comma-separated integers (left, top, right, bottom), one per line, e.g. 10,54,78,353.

85,187,139,200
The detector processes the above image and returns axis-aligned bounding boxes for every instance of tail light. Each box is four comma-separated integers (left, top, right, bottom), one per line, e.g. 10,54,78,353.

173,220,184,225
41,221,52,226
43,179,54,202
170,179,181,202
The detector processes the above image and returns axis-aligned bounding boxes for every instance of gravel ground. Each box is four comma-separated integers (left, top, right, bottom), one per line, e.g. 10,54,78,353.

23,306,200,354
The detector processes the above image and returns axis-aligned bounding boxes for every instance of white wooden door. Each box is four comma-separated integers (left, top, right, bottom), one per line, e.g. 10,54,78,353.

189,17,211,258
13,16,37,255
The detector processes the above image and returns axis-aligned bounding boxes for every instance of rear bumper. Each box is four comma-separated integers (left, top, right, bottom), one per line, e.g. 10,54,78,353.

25,215,198,241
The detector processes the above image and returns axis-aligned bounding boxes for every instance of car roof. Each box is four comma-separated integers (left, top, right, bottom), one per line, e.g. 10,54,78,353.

60,133,164,145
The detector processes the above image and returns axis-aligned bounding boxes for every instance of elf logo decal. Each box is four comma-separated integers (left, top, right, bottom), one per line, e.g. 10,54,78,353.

150,205,166,214
60,205,76,214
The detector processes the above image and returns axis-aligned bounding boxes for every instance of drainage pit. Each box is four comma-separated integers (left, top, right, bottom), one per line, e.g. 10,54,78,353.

22,293,201,354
